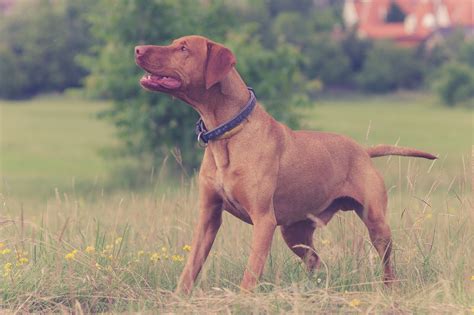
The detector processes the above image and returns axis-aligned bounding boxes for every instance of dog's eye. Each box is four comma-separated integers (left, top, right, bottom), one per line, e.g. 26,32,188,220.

180,46,187,52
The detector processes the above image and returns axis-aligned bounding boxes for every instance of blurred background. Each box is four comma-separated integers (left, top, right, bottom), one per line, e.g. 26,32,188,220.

0,0,472,200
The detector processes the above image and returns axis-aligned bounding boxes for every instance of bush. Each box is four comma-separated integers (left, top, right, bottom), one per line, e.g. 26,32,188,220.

356,41,423,92
434,62,474,106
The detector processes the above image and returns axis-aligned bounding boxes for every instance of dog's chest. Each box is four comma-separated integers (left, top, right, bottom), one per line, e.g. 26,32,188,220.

213,172,252,224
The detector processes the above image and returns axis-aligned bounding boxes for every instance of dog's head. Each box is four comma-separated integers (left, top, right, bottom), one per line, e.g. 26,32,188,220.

135,35,236,97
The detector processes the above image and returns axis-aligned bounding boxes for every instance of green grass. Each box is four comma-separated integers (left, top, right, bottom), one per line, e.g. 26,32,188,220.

0,92,473,312
305,92,470,157
0,95,117,199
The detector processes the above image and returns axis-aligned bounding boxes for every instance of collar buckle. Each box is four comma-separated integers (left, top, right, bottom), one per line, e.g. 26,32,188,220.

196,131,208,148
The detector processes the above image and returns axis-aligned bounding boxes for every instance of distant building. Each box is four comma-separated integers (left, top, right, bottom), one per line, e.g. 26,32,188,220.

343,0,474,46
0,0,13,12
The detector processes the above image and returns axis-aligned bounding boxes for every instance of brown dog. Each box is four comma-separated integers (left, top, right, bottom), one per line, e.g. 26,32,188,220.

135,35,436,294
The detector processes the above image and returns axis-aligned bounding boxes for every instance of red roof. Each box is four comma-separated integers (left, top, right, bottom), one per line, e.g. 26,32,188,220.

346,0,474,46
444,0,474,26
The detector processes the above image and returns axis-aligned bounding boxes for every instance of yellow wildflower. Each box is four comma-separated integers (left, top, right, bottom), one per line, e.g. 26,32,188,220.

85,246,95,253
17,257,28,266
3,262,12,277
150,252,161,263
65,249,78,261
161,247,167,253
321,239,330,245
349,299,361,308
470,275,474,281
115,237,123,245
101,245,113,256
1,248,11,255
137,250,145,257
182,245,191,252
171,255,185,262
0,242,4,249
4,262,12,271
95,263,102,270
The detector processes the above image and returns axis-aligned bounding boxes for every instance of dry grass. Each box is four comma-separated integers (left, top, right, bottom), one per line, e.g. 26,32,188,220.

1,156,473,313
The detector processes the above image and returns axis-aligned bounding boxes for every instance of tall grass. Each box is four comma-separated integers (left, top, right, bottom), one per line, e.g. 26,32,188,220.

1,155,472,312
1,92,472,312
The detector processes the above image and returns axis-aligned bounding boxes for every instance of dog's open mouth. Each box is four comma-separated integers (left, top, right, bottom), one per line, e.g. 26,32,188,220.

140,72,182,90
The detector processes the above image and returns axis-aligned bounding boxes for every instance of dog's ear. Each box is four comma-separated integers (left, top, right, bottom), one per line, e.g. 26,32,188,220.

205,41,236,90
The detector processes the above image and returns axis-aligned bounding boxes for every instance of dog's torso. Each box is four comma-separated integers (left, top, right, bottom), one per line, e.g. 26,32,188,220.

200,104,375,226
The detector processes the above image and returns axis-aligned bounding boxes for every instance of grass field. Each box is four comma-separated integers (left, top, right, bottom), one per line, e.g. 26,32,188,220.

0,92,472,312
0,95,117,199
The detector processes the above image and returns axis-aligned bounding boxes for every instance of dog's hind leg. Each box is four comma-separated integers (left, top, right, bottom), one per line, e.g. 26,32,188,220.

356,173,396,285
280,219,320,271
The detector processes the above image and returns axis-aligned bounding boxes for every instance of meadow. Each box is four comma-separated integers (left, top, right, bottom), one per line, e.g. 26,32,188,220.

0,92,472,313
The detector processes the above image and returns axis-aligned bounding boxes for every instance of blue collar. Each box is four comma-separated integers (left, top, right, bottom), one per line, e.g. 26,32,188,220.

195,87,257,145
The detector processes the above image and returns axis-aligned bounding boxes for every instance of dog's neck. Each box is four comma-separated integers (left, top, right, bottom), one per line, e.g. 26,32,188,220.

188,69,251,130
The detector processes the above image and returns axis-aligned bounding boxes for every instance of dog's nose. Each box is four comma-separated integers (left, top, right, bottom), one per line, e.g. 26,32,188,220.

135,46,146,57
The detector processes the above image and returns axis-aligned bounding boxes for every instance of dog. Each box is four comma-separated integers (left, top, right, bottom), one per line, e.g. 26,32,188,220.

135,35,436,294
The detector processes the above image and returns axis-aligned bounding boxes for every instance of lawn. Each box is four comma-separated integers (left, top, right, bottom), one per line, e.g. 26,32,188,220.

0,95,116,199
0,92,472,312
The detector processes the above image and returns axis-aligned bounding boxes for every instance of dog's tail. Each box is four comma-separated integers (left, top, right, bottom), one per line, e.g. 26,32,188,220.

367,145,437,160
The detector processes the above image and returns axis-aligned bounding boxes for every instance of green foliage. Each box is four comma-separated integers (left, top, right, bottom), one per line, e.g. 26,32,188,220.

356,41,423,92
434,62,474,106
0,0,92,99
423,30,467,70
424,31,474,106
226,27,310,128
271,12,310,45
267,0,314,17
83,0,311,170
458,40,474,67
303,34,352,85
341,31,372,73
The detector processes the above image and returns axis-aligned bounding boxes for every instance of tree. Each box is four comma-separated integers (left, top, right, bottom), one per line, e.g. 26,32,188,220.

0,0,92,99
356,41,423,92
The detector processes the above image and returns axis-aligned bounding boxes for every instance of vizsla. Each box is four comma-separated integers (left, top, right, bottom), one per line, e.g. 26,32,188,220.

134,35,436,294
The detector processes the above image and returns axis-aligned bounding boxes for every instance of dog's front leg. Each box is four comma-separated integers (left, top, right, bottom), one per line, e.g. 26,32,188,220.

240,212,277,291
176,185,223,295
